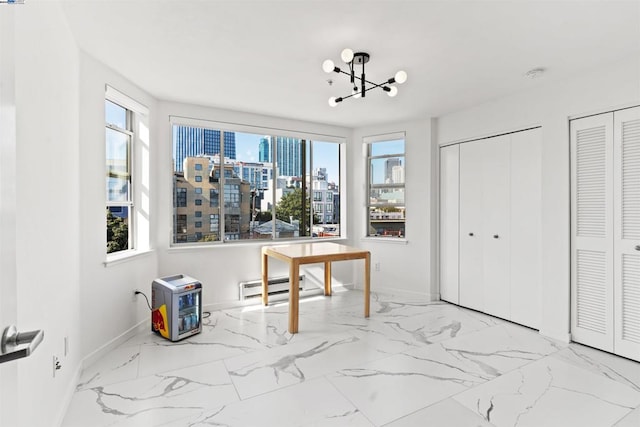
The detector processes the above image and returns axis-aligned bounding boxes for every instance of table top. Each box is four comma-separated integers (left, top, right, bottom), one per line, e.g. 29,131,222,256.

262,242,369,263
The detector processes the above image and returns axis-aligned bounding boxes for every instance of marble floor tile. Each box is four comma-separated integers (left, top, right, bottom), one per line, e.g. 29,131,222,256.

224,332,391,400
62,360,238,427
453,356,640,427
63,290,640,427
76,345,142,390
613,406,640,427
327,351,473,426
157,377,367,427
383,398,493,427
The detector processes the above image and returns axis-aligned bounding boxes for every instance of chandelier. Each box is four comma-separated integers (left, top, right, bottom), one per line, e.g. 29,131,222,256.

322,48,407,107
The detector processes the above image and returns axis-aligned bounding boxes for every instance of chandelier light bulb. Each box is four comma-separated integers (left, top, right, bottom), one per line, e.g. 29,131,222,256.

394,70,408,84
322,59,335,74
387,86,398,97
341,48,354,63
328,97,338,107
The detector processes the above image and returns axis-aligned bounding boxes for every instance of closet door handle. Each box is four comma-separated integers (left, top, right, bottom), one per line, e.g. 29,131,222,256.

493,234,499,239
635,245,640,251
468,232,474,237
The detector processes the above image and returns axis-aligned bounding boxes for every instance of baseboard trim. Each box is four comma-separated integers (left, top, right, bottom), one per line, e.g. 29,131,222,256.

82,319,149,372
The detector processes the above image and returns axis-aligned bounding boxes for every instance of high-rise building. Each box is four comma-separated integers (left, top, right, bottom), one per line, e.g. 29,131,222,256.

259,137,270,162
255,136,302,177
275,136,302,177
385,157,402,183
173,126,236,171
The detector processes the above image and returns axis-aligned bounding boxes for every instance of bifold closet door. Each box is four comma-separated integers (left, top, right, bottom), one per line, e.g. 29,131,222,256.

439,144,460,304
459,140,486,311
480,136,510,320
613,106,640,360
510,128,542,329
459,136,510,315
571,113,614,352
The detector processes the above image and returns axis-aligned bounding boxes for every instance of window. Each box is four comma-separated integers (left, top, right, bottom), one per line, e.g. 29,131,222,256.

195,211,202,218
209,189,219,207
195,221,202,228
171,121,343,244
195,199,202,206
176,188,187,207
195,187,202,194
366,134,406,238
106,100,133,254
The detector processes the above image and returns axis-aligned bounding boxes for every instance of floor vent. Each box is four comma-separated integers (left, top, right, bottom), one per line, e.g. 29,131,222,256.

239,275,305,300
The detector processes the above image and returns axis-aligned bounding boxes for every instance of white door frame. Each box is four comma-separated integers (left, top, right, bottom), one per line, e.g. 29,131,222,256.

0,7,19,427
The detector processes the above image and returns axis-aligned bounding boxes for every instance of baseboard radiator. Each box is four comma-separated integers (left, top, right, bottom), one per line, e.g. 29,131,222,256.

239,275,305,300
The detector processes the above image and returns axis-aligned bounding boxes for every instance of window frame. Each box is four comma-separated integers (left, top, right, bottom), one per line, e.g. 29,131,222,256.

169,116,345,246
364,132,406,239
105,100,134,254
105,85,150,262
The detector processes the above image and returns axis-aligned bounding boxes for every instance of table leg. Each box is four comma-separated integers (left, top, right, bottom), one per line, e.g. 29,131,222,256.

364,252,370,318
289,260,300,334
324,261,332,296
262,251,269,306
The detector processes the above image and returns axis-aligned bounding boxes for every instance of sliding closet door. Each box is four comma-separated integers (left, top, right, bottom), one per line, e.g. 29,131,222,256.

510,128,542,329
571,113,614,352
613,106,640,360
481,136,510,320
459,141,486,311
440,144,460,303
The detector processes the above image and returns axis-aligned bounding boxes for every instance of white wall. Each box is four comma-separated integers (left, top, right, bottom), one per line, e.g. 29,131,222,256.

156,101,352,307
349,119,438,298
435,56,640,342
78,52,159,359
12,2,81,426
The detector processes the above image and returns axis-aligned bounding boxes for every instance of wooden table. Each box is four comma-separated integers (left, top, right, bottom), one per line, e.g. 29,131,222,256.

261,242,371,333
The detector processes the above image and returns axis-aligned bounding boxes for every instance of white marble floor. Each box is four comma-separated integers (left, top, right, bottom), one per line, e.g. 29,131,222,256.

62,289,640,427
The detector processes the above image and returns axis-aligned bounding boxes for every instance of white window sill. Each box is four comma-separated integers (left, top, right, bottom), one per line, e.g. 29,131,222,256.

104,249,154,267
361,237,409,245
167,237,348,252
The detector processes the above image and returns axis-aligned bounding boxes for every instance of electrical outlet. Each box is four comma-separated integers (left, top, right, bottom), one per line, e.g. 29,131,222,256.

375,262,381,272
52,355,62,378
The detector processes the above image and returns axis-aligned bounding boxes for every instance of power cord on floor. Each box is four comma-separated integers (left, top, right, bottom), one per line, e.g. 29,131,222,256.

135,290,211,319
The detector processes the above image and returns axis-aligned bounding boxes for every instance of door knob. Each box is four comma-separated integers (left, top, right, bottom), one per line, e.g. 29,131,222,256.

635,245,640,251
493,234,499,239
469,232,474,237
0,325,44,364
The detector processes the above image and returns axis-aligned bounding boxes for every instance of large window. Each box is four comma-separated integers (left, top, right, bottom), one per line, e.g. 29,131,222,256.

366,134,406,238
106,99,133,253
171,120,342,244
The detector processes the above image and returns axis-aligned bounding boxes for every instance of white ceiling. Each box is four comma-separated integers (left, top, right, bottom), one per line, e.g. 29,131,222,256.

59,0,640,128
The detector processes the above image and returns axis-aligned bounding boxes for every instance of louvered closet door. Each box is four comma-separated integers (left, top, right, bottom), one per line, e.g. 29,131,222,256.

439,144,460,303
614,106,640,361
459,141,486,311
571,113,614,352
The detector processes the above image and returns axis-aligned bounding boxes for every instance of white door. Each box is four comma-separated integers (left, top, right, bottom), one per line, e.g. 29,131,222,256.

459,141,485,311
481,135,511,320
613,106,640,361
510,128,542,329
570,113,615,352
0,7,20,427
439,144,459,303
